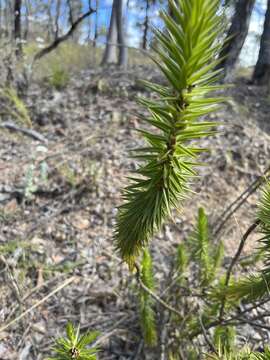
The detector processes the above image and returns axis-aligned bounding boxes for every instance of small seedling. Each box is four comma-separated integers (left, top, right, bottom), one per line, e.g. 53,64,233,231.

48,322,99,360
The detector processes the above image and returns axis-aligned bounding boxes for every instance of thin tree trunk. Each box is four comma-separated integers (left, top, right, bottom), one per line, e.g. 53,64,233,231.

67,0,82,42
3,0,9,38
217,0,255,79
55,0,62,39
67,0,74,25
0,0,2,38
126,0,130,11
142,0,150,50
93,0,98,46
102,0,127,67
116,0,127,67
87,0,92,41
101,0,118,64
14,0,22,58
24,0,30,40
46,0,54,41
253,0,270,85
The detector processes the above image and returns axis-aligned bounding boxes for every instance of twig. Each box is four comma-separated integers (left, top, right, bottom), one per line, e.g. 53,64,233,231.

0,121,48,143
33,8,95,62
190,297,270,339
134,263,182,318
213,167,270,237
132,339,144,360
199,315,218,355
226,318,270,332
91,315,130,347
235,297,270,318
0,255,23,306
219,220,260,319
5,272,70,322
0,276,75,333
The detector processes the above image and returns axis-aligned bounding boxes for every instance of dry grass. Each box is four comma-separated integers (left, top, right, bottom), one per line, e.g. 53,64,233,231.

24,41,153,84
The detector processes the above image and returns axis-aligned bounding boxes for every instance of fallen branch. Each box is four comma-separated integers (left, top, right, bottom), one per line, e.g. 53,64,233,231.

33,8,95,62
0,121,48,143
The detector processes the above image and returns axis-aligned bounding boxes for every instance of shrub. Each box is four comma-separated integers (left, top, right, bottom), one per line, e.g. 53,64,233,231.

49,65,70,90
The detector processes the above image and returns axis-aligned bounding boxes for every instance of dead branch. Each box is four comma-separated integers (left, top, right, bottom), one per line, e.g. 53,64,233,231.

0,121,48,143
33,8,96,63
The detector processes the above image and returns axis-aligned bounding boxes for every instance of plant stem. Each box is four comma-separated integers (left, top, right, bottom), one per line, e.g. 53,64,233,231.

135,263,183,318
213,167,270,237
218,220,261,320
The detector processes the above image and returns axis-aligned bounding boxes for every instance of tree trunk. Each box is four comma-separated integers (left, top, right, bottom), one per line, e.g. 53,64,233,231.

87,0,92,41
67,0,82,41
55,0,62,38
3,1,9,38
0,0,2,38
116,0,127,67
24,0,30,41
14,0,22,58
253,0,270,85
46,0,54,41
67,0,74,25
102,0,127,67
93,0,98,46
142,0,150,50
217,0,255,79
101,0,118,64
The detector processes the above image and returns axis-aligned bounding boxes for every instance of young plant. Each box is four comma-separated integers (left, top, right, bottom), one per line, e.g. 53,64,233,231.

49,66,69,90
48,322,99,360
205,346,270,360
189,207,224,287
139,248,157,346
114,0,225,267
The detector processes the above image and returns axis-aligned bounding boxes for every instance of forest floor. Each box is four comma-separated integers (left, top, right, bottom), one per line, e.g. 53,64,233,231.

0,66,270,359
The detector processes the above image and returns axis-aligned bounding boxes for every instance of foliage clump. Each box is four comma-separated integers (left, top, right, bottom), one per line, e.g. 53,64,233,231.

49,66,70,90
114,0,225,267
